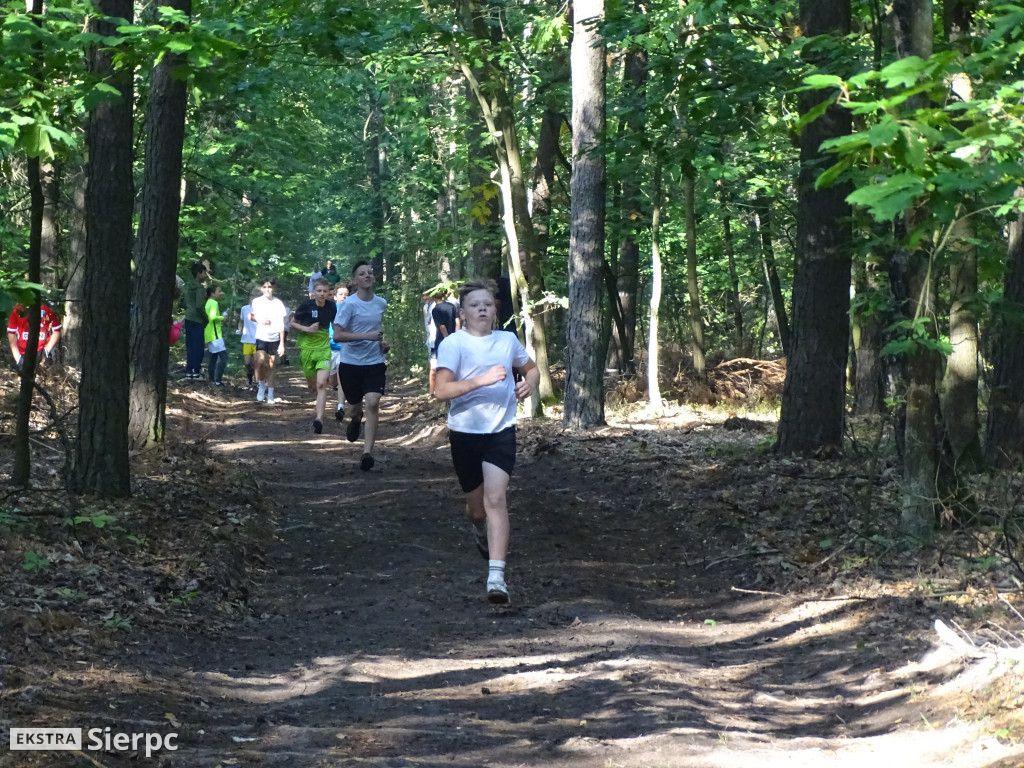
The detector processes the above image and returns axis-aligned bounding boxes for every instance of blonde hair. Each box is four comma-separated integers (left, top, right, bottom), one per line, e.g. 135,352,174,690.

458,277,498,305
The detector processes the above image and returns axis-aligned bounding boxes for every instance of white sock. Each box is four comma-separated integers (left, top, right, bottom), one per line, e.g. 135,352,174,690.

268,388,274,397
488,560,505,583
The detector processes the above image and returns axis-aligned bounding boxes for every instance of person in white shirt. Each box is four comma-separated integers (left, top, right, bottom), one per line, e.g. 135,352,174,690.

433,277,539,605
249,278,287,404
237,288,261,388
333,260,389,471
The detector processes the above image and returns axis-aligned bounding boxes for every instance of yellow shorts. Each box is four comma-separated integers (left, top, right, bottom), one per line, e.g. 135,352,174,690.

242,343,256,356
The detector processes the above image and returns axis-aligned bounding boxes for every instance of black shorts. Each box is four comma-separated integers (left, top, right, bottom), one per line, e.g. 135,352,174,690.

255,339,281,355
449,426,516,493
339,362,387,404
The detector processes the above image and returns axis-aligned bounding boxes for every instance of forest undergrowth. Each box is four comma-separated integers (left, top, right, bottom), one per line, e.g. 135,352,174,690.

1,359,1023,762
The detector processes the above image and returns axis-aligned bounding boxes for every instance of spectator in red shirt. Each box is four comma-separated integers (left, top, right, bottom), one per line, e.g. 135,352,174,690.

7,303,62,367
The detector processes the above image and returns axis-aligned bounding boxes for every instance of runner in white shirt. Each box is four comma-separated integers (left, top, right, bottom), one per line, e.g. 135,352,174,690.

433,277,539,605
333,260,389,471
249,278,287,404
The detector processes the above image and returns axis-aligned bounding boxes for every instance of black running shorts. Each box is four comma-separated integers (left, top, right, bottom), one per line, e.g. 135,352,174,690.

449,426,516,493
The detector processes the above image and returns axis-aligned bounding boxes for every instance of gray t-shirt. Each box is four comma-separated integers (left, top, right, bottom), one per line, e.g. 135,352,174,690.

334,293,388,366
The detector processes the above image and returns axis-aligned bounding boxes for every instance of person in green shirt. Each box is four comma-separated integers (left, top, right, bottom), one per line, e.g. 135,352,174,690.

204,284,227,386
290,278,337,434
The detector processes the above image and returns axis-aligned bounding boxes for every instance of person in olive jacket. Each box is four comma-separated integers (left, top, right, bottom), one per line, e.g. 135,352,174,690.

183,261,208,379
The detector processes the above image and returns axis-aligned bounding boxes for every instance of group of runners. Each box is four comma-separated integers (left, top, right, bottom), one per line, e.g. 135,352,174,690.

239,261,539,605
0,256,535,606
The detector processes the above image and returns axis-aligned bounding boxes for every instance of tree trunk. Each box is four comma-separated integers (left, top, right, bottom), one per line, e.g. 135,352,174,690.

455,0,554,401
777,0,852,455
565,0,607,429
720,186,746,355
364,101,387,279
647,166,663,410
940,227,981,470
62,169,87,368
13,0,46,487
852,255,884,414
614,32,648,374
986,190,1024,466
682,169,707,387
13,159,44,487
753,189,790,355
128,0,192,451
40,161,59,291
73,0,134,497
892,0,938,537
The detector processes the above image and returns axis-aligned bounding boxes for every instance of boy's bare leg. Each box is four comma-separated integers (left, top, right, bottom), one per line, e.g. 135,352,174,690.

362,391,381,456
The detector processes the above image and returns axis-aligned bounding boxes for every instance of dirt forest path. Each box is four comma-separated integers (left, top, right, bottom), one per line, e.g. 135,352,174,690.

30,369,1023,767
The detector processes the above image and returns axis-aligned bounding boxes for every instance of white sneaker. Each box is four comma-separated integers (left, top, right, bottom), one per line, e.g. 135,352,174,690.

267,389,276,405
256,383,266,402
486,576,509,605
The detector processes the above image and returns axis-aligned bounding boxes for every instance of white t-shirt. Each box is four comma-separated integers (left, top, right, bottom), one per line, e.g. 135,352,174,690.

251,295,287,342
423,301,437,350
335,293,388,366
239,303,257,344
437,329,530,434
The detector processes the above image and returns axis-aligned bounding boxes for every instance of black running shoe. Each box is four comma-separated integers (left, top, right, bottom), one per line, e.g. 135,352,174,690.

335,407,345,422
346,412,362,442
360,453,375,471
312,419,323,435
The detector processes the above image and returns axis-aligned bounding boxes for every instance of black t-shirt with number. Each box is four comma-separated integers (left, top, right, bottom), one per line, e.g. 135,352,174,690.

292,298,337,330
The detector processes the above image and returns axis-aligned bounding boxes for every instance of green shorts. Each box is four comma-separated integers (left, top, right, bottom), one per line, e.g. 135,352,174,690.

299,347,331,379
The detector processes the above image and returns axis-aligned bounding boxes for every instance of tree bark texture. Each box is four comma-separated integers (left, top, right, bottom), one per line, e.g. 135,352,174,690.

73,0,134,497
986,192,1024,466
62,169,87,368
565,0,607,429
940,228,981,470
777,0,852,455
892,0,938,538
129,0,192,451
852,256,884,414
683,169,708,386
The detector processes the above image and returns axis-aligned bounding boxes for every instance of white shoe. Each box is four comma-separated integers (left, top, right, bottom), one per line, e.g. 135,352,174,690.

256,384,266,402
486,576,509,605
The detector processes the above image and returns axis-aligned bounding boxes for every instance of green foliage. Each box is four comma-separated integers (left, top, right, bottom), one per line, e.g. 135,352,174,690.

22,551,50,572
880,317,953,359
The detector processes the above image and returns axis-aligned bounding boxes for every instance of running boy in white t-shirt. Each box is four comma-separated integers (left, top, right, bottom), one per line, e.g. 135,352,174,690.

433,278,539,605
333,260,389,471
249,278,287,404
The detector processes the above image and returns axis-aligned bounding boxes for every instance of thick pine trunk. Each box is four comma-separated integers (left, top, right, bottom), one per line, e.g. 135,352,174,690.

986,193,1024,466
73,0,134,497
565,0,607,429
777,0,852,455
128,0,192,451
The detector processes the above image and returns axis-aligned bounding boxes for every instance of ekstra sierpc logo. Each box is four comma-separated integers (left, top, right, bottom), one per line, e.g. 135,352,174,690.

10,727,178,757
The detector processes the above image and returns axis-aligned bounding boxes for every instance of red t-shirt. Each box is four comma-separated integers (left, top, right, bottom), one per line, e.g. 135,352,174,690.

7,304,62,354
